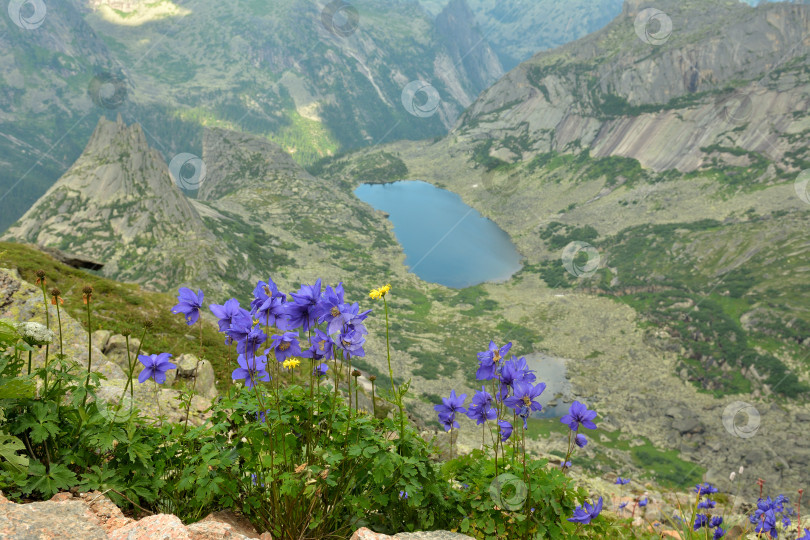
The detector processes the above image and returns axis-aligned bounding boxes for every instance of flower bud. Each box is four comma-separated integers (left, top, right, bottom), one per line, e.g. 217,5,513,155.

368,375,377,382
729,472,736,482
143,319,154,329
82,285,93,295
50,287,61,297
35,269,45,279
351,369,361,377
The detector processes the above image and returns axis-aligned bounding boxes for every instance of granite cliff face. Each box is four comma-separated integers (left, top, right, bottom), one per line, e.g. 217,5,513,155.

455,0,810,174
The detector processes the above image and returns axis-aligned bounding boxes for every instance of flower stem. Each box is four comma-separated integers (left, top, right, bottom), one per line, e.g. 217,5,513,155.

382,297,405,449
80,298,93,408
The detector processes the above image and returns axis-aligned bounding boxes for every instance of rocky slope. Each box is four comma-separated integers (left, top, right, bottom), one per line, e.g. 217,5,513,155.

453,0,810,175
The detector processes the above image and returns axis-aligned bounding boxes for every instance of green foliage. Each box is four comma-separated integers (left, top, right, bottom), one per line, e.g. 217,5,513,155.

442,448,615,539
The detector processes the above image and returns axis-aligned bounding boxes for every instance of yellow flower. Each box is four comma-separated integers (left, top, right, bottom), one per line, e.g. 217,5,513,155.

282,358,300,370
369,283,392,300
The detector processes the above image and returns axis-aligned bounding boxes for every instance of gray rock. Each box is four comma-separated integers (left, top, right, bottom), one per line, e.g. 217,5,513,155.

173,353,217,398
103,334,142,373
0,497,107,540
91,329,111,352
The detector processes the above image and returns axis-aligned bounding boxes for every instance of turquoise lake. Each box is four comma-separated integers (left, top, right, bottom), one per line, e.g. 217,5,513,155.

354,181,522,288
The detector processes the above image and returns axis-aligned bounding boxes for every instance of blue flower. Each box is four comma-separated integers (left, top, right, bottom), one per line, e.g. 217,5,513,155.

237,327,268,357
315,283,345,325
618,502,628,510
285,279,322,331
338,327,367,357
754,509,777,538
575,433,587,448
171,287,204,325
798,528,810,540
137,353,176,384
327,302,371,336
503,381,546,415
498,419,513,442
560,400,597,431
399,490,408,500
209,298,250,333
498,356,534,399
466,404,497,425
313,363,329,378
434,390,467,418
694,514,708,531
476,341,512,381
615,478,631,485
698,499,717,509
232,353,270,388
567,497,602,524
694,483,719,496
438,411,459,431
270,332,302,362
713,528,725,540
709,516,723,528
638,497,648,507
302,328,334,361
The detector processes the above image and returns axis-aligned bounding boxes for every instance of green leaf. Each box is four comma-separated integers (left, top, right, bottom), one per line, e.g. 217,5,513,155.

0,434,28,473
23,462,77,497
0,378,35,399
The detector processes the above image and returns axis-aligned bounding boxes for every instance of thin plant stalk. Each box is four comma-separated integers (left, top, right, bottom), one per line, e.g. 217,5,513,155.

80,290,93,408
382,296,405,448
38,280,50,394
182,319,203,433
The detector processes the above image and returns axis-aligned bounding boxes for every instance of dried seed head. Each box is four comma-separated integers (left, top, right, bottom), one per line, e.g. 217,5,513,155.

82,285,93,295
35,269,45,279
121,328,132,337
351,369,361,377
143,319,154,329
368,375,377,382
50,287,61,297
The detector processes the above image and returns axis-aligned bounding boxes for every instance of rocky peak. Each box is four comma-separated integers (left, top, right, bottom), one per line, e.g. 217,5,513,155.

198,128,309,202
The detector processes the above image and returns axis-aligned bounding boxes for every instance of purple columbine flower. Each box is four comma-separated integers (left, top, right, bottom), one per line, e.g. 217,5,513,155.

560,400,597,431
237,327,268,357
301,328,334,361
270,332,302,362
754,509,777,538
638,497,648,508
498,419,513,442
137,353,176,384
338,327,367,357
466,404,497,425
434,390,467,419
575,433,588,448
315,283,345,325
210,298,251,333
327,302,371,336
251,277,289,329
438,411,459,431
313,363,329,378
232,353,270,388
171,287,204,325
476,340,512,381
567,497,602,524
709,516,723,528
285,279,322,331
503,381,546,416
